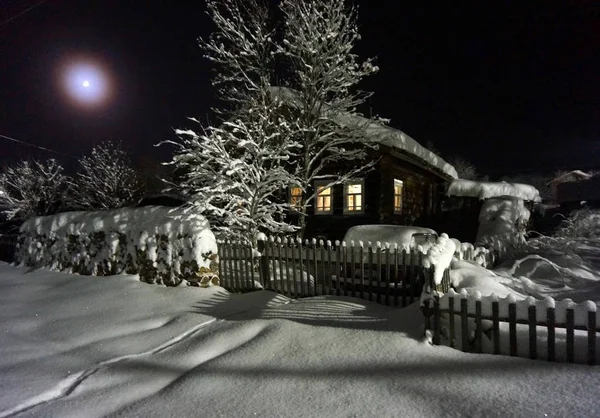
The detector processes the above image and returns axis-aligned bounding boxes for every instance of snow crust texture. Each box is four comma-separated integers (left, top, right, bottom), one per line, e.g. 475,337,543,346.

16,206,218,286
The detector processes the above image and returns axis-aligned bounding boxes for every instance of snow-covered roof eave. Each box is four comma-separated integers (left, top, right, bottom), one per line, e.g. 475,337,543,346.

268,86,458,180
447,179,542,202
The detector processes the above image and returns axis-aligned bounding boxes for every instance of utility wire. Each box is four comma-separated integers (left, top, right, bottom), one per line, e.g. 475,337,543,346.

0,0,50,28
0,134,79,159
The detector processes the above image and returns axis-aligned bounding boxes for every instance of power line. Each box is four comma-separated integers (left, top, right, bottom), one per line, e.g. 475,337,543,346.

0,0,50,28
0,134,79,159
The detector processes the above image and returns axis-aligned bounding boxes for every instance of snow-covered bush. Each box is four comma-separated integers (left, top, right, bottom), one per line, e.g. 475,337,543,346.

70,141,143,210
0,159,69,221
15,206,218,287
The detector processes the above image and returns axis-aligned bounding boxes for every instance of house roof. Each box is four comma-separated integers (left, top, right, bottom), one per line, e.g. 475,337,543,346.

548,170,592,185
269,86,458,180
447,179,541,202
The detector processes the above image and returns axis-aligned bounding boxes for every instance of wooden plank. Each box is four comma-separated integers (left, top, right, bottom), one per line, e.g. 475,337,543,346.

312,239,318,296
461,297,469,352
341,242,348,297
376,243,382,304
291,239,299,298
350,241,356,298
227,240,237,292
368,243,374,302
547,307,556,362
528,304,537,360
566,308,575,363
277,237,290,296
335,241,341,297
258,240,269,290
433,294,440,345
360,242,366,301
475,299,482,353
245,244,253,290
385,245,392,306
319,240,326,297
401,249,407,308
269,238,278,293
281,238,289,297
217,242,223,286
327,241,333,296
509,302,517,356
232,241,241,291
393,245,399,307
302,240,310,297
492,300,500,355
588,310,597,365
449,296,455,349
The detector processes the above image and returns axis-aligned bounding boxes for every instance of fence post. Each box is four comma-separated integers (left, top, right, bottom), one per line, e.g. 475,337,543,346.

547,305,556,362
460,293,469,352
433,293,441,345
566,306,575,363
257,239,270,290
492,297,500,355
509,301,517,356
448,295,455,349
588,308,597,365
528,302,537,360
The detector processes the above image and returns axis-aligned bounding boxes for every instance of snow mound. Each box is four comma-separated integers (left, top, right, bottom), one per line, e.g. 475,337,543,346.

17,206,218,286
423,233,456,285
448,179,541,202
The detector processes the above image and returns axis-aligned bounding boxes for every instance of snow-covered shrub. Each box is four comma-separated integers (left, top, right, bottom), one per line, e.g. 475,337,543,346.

69,141,144,211
15,206,218,287
0,159,69,221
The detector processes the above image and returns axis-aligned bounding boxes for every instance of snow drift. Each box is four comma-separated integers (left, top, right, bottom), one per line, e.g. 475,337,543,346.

16,206,218,286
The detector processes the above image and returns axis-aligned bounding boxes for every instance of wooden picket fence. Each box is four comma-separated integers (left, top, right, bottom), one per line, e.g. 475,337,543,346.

217,237,447,308
425,290,600,365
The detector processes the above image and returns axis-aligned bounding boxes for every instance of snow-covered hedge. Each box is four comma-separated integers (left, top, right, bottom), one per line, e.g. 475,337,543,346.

15,206,219,287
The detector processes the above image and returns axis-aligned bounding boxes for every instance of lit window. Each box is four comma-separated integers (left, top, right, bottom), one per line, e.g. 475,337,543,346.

314,181,332,214
290,186,302,209
344,180,364,214
394,179,403,214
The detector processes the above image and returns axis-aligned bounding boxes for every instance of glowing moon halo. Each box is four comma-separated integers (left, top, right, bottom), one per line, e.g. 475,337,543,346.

61,61,111,106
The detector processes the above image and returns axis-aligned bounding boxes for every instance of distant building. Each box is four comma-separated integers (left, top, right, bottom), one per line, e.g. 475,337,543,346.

548,170,592,203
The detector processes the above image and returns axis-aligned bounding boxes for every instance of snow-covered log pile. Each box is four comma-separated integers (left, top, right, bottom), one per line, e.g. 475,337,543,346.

15,206,219,287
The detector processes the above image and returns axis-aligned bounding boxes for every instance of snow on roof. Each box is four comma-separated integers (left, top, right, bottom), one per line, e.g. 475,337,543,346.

269,86,458,179
549,170,592,185
447,179,541,202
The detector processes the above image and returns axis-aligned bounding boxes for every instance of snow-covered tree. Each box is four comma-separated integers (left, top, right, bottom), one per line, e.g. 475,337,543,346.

0,159,69,221
448,156,478,180
277,0,380,236
70,142,143,211
165,0,300,247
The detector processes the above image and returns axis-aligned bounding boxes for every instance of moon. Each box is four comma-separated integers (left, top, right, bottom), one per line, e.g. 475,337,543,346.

60,60,112,106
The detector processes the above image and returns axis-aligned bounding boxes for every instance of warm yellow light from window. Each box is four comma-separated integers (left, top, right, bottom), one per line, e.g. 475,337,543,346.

394,179,403,213
346,182,363,212
316,185,332,212
290,186,302,207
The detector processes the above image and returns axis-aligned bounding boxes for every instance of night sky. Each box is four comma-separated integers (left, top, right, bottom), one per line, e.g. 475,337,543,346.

1,0,598,177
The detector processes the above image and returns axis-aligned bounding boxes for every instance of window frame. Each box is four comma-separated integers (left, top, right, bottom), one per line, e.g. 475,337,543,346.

393,178,404,214
289,185,303,211
314,180,333,215
343,179,365,215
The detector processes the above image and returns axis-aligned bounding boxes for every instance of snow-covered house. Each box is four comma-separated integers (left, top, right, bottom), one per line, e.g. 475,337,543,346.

293,118,458,240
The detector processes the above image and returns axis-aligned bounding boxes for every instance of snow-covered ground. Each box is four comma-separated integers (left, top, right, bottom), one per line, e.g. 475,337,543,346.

1,262,599,417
